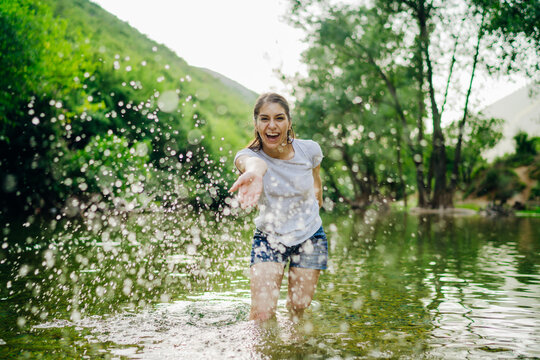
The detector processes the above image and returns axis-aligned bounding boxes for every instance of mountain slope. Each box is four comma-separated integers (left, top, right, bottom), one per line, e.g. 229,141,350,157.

198,67,258,104
0,0,259,214
48,0,256,149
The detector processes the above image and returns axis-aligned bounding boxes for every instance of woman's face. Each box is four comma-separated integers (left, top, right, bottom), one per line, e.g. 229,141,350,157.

256,102,291,152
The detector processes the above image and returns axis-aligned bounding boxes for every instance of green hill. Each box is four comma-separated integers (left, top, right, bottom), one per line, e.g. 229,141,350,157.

0,0,257,216
49,0,257,149
197,67,259,105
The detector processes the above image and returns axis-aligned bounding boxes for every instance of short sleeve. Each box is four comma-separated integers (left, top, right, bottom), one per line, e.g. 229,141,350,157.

234,148,258,171
312,142,323,168
306,140,323,168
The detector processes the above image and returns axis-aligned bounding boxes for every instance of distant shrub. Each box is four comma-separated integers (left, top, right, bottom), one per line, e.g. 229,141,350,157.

514,132,538,156
468,165,525,204
529,160,540,181
506,153,536,167
529,182,540,201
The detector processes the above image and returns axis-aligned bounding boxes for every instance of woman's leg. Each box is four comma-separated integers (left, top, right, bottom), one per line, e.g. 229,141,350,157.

250,262,285,322
287,267,320,321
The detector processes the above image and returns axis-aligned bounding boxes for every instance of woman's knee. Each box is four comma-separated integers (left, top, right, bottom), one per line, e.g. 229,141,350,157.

287,292,312,311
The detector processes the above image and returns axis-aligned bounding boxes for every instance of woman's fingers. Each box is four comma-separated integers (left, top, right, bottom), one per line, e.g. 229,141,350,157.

234,183,250,209
229,172,262,208
229,172,252,193
229,177,243,193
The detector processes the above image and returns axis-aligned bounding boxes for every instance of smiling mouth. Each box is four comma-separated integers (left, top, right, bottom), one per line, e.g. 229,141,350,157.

266,133,280,141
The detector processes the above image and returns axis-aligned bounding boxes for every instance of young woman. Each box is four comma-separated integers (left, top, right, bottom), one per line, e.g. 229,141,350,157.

229,93,328,322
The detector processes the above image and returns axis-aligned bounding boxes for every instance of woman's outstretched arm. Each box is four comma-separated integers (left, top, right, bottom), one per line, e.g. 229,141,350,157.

229,155,268,209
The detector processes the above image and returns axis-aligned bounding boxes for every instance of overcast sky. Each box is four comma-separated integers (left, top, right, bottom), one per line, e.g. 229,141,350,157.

91,0,528,107
91,0,306,95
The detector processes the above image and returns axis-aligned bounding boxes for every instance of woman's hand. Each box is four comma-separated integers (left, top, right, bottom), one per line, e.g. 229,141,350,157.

229,171,263,209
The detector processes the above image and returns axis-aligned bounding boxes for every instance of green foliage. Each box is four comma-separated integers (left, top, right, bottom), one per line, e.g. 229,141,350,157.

469,0,539,78
67,133,151,202
466,133,539,205
471,0,540,46
530,161,540,181
445,115,504,187
527,158,540,202
0,0,94,134
514,131,538,156
290,4,418,208
502,132,540,167
530,185,540,201
468,164,525,204
0,0,255,216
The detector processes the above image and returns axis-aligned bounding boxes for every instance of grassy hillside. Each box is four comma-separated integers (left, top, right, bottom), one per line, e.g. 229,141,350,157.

49,0,257,150
0,0,258,216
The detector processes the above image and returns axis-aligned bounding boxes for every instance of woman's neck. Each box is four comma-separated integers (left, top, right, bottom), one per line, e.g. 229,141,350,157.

262,143,294,160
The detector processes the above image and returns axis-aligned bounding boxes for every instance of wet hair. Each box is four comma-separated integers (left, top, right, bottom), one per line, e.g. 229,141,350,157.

248,92,295,151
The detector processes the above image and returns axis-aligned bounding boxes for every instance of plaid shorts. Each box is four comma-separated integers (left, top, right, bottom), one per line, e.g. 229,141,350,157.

250,226,328,270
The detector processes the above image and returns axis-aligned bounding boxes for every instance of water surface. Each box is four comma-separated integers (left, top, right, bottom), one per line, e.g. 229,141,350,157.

1,210,539,359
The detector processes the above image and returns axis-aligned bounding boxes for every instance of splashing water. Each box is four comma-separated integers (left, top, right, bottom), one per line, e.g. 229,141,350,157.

1,211,540,359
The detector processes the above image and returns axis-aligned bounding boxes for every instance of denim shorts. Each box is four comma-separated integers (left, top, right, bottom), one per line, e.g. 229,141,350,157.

250,226,328,270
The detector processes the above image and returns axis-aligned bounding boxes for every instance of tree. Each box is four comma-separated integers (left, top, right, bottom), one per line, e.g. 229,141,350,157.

0,0,94,213
514,132,538,157
471,0,540,46
290,5,418,209
288,0,532,209
445,115,503,188
470,0,540,79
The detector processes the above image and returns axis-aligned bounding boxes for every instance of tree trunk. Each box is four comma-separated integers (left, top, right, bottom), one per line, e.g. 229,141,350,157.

451,13,485,193
418,2,451,208
396,141,407,208
359,46,428,208
426,152,434,201
326,169,356,208
415,36,428,208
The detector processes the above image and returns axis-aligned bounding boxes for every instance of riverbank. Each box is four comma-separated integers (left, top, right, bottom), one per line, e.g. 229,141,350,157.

390,198,540,217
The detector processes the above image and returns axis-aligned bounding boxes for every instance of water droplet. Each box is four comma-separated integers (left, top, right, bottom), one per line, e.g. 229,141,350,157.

157,91,179,113
188,129,203,145
2,174,17,193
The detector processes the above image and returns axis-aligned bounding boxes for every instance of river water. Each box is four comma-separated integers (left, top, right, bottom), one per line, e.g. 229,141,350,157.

1,210,539,359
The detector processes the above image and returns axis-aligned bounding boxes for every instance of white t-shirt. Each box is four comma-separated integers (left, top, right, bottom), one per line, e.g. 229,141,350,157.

234,139,323,246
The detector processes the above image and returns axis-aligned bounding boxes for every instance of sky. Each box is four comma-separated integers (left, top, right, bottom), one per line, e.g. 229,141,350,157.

91,0,529,107
91,0,307,95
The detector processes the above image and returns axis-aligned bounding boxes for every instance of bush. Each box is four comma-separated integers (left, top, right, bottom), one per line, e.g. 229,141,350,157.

529,159,540,181
530,185,540,201
63,133,151,207
471,166,525,204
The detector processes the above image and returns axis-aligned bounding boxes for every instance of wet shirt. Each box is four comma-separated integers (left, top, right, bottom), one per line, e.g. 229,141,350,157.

234,139,323,246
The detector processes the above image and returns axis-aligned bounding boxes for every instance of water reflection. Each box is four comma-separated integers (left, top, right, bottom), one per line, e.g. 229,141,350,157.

0,211,539,358
321,212,540,358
